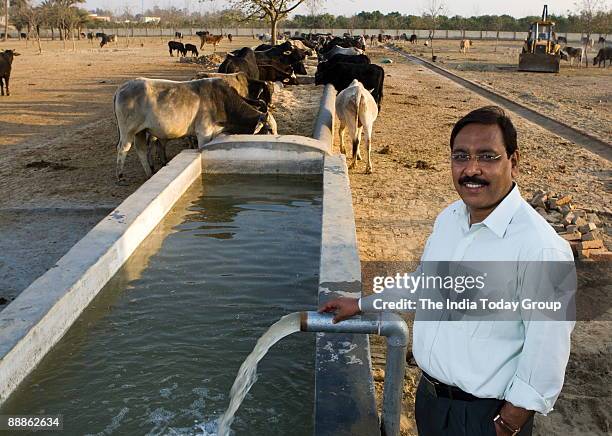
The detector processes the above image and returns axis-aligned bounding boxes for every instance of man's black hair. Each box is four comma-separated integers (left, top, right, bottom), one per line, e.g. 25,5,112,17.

450,106,518,157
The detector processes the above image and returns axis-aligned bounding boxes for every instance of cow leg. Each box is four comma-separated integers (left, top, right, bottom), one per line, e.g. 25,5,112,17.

116,133,135,180
338,120,347,155
134,131,153,178
355,126,363,160
364,123,373,174
157,139,168,165
0,78,4,96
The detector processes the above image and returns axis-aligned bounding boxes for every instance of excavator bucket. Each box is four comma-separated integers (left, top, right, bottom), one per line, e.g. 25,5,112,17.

518,53,560,73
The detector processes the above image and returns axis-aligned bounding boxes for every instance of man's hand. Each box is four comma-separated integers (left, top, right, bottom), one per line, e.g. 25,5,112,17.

318,297,361,323
494,401,534,435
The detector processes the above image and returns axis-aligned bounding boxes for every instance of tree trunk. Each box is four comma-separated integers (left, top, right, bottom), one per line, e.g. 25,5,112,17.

35,26,42,54
51,27,54,40
270,15,278,45
71,27,75,51
431,28,435,59
3,0,8,42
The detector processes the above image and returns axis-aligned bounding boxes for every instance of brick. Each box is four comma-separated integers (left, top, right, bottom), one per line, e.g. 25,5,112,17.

551,223,566,233
590,251,612,262
578,248,606,259
566,225,578,233
587,213,602,225
579,240,604,250
559,205,572,215
546,211,563,223
560,231,582,241
573,217,588,227
573,210,587,218
578,223,597,234
563,212,575,226
581,231,602,241
555,195,572,206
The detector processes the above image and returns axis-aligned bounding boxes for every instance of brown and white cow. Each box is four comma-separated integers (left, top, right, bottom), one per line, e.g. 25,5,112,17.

113,77,277,179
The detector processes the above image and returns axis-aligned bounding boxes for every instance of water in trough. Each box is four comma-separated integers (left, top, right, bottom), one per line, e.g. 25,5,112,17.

0,175,322,436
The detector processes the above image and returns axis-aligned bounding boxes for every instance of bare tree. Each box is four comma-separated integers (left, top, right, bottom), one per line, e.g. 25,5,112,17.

228,0,311,44
422,0,447,60
3,0,9,41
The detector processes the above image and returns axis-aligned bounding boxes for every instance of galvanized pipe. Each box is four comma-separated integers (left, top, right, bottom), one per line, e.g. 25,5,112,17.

300,311,409,436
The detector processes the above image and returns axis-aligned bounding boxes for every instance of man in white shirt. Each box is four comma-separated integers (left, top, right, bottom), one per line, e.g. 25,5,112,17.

319,106,575,435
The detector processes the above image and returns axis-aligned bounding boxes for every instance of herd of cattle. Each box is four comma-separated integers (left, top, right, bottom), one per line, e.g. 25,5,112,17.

114,34,384,179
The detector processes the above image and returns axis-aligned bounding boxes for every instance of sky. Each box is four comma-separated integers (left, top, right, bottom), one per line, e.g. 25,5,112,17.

83,0,585,19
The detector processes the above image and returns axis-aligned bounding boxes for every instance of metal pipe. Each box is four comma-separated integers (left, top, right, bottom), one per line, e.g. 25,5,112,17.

300,311,409,436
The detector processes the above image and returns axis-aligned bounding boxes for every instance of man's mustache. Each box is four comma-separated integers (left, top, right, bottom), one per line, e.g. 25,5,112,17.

459,176,489,185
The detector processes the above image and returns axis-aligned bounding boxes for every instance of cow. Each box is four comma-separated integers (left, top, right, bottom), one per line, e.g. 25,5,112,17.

598,36,606,44
100,34,117,48
95,32,105,38
581,37,594,49
219,47,259,80
319,45,364,61
563,46,585,67
20,32,27,40
175,31,183,39
460,39,473,54
228,33,233,43
319,54,371,69
87,32,95,41
556,35,567,44
193,72,274,108
409,34,418,44
199,34,223,51
257,60,299,84
113,78,277,179
336,79,378,174
0,50,20,96
185,43,199,57
288,39,313,56
168,41,186,57
254,41,307,76
593,47,612,67
315,62,384,111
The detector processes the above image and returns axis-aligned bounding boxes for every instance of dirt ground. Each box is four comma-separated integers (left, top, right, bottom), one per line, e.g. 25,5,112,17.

392,38,612,145
341,46,611,436
0,37,610,435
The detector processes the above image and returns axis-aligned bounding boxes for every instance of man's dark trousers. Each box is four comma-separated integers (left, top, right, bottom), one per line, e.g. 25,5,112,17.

415,376,534,435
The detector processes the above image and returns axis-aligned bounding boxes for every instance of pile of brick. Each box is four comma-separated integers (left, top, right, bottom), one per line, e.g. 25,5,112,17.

180,53,224,67
529,190,611,261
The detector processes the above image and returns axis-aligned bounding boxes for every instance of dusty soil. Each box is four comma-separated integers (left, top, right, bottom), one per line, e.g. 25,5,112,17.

392,39,612,145
0,36,609,435
341,46,611,435
0,36,320,303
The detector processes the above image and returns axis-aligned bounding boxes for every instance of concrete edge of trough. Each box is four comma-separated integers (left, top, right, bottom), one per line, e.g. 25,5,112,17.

313,84,336,147
313,155,380,436
0,150,202,405
200,134,331,174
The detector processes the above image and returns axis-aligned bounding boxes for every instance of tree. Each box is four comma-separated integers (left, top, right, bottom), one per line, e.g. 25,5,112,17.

422,0,447,60
574,0,607,66
228,0,312,44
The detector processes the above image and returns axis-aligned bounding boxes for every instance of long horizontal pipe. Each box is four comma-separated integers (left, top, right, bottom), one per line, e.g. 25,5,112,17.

300,311,408,436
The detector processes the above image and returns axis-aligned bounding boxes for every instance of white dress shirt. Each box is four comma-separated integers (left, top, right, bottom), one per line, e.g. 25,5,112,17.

361,183,574,414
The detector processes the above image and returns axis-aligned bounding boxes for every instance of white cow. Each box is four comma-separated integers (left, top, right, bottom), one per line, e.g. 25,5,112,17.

113,77,277,179
335,79,378,174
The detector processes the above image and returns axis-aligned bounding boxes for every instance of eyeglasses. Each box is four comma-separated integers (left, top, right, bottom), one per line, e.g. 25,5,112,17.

450,152,503,165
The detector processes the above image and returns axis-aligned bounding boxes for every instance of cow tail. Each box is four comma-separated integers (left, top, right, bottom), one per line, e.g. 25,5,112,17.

352,86,362,159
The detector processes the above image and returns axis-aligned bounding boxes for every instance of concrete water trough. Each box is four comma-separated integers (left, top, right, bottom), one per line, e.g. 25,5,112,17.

0,84,390,435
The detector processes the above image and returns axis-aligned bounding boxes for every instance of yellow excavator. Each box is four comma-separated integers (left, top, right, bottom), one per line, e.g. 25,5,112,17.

518,5,562,73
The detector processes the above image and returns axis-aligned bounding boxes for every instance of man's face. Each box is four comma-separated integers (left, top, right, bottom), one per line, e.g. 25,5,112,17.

451,123,518,216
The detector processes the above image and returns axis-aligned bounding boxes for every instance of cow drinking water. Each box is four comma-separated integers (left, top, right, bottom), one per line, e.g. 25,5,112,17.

113,78,277,179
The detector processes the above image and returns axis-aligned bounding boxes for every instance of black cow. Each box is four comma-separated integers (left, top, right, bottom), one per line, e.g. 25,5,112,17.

598,36,606,44
95,32,105,38
168,41,186,57
257,59,298,84
593,47,612,67
175,31,183,39
557,36,567,44
185,43,199,57
20,33,27,39
410,34,418,44
219,47,260,80
0,49,20,96
100,34,117,48
320,54,371,68
87,32,95,40
254,42,307,76
315,63,384,111
228,33,233,43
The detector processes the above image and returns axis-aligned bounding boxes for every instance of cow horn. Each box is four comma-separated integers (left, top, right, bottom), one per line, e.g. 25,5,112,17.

283,50,292,55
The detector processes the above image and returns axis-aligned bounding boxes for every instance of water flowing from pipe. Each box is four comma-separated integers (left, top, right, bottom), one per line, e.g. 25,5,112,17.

215,312,302,436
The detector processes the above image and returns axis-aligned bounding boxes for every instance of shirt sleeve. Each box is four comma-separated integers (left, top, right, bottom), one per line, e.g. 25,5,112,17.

504,247,575,415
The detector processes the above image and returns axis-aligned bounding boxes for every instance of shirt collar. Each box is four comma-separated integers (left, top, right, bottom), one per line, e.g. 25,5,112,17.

460,183,522,238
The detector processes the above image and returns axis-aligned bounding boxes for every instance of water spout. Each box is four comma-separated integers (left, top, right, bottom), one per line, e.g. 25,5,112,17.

300,311,409,436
